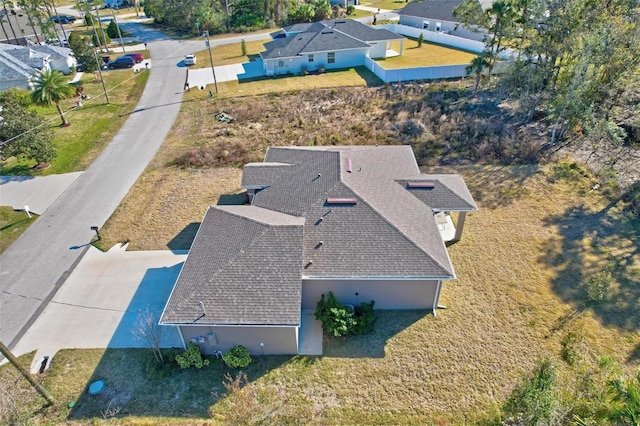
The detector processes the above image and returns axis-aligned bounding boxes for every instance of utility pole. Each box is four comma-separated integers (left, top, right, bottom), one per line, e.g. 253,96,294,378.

93,6,109,52
110,8,125,53
0,340,56,405
203,30,218,94
92,46,110,104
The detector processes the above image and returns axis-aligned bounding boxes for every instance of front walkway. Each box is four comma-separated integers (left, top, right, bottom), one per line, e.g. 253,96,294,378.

298,310,323,355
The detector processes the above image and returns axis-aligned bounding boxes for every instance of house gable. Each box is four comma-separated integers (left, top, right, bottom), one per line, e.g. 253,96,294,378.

160,205,305,326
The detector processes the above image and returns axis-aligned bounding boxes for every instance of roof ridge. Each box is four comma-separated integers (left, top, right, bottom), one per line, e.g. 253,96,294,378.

344,183,454,277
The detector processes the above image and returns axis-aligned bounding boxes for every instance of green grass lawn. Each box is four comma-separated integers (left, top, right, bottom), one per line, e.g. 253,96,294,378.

0,207,37,254
0,70,149,176
359,0,409,10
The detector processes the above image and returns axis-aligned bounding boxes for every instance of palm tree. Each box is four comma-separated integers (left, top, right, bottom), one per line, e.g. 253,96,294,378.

31,69,75,127
465,53,491,95
607,372,640,425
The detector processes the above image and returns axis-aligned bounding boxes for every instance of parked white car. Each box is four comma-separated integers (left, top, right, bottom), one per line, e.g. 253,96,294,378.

184,54,196,65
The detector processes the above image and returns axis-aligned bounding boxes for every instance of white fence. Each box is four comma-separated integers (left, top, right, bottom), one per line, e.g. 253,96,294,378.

382,24,486,54
363,24,515,83
365,57,468,83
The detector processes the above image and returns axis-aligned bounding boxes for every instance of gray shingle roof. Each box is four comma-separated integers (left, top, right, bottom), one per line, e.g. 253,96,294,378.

397,0,464,21
160,206,304,325
262,19,402,60
163,145,477,325
242,162,294,187
399,175,477,210
252,146,462,278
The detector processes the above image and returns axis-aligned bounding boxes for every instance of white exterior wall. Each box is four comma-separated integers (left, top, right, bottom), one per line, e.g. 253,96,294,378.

264,48,367,75
367,42,388,59
326,48,367,69
302,278,440,310
179,324,299,355
398,16,485,42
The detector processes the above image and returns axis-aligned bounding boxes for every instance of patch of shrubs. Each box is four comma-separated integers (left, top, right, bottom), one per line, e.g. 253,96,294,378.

175,141,261,168
175,342,210,369
622,181,640,217
222,345,252,368
145,350,179,379
314,291,376,337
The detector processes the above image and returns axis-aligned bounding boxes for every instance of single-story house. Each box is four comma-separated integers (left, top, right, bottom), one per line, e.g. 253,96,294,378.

397,0,486,41
160,145,477,356
0,43,75,90
329,0,358,8
261,19,405,76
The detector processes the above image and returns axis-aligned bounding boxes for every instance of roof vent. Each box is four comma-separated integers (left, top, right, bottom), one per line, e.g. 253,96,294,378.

407,181,435,189
327,197,357,204
315,241,324,248
345,158,352,173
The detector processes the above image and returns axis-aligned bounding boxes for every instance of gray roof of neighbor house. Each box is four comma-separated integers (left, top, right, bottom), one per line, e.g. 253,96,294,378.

397,0,465,22
262,19,403,60
161,205,305,326
0,51,34,82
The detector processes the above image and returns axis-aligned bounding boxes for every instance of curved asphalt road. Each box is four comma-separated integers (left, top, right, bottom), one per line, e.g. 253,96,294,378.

0,25,189,350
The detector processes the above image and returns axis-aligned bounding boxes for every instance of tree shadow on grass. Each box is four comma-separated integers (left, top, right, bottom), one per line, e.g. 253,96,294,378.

322,310,429,358
66,349,291,421
540,201,640,331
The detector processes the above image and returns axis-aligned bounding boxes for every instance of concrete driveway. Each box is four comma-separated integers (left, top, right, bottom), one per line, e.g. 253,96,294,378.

11,245,186,372
0,173,82,215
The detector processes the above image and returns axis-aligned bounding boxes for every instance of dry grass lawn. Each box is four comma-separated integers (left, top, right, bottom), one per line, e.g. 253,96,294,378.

8,162,639,425
4,80,630,424
376,39,477,68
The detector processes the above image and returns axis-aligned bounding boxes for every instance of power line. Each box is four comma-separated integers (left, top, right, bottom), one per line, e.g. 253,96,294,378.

1,289,164,315
1,36,206,148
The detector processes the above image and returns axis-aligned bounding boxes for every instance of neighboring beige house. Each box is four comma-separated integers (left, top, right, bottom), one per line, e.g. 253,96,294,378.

160,145,477,356
397,0,486,41
261,20,405,76
0,43,75,90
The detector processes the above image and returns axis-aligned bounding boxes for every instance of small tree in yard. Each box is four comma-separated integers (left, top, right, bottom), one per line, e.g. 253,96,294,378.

222,345,252,369
417,32,424,48
315,291,375,337
241,39,247,57
0,90,56,167
175,342,209,369
131,307,164,364
30,69,75,127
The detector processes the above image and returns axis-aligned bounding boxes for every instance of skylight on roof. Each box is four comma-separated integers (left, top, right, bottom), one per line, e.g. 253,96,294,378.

326,197,357,204
407,181,435,189
345,158,352,173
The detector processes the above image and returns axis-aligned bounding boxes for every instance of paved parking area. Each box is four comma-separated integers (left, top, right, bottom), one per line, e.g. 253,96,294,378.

10,245,187,372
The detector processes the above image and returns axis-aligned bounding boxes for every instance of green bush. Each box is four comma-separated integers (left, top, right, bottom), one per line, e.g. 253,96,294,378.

175,342,210,369
84,13,96,26
92,29,111,48
586,263,613,305
106,20,121,39
314,292,375,337
222,345,252,368
145,350,178,379
353,300,375,334
560,331,580,366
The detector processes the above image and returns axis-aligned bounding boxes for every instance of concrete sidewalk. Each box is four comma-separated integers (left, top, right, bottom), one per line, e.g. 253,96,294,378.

0,173,83,215
10,245,187,373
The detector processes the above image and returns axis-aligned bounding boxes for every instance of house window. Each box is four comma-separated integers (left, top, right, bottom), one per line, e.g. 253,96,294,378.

423,21,429,29
328,52,335,64
308,54,314,63
436,22,442,32
278,60,284,67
